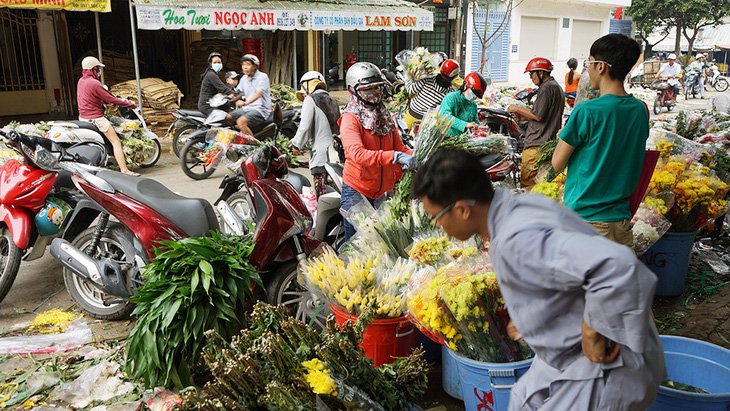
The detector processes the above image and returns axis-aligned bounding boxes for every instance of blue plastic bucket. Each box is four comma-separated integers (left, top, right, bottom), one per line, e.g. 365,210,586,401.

449,348,533,411
649,335,730,410
442,345,463,400
640,231,698,296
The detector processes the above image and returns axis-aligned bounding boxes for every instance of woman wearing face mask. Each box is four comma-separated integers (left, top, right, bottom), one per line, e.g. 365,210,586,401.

198,52,234,116
438,72,487,136
340,62,415,241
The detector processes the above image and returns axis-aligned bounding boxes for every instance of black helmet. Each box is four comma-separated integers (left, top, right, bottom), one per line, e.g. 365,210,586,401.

207,52,223,63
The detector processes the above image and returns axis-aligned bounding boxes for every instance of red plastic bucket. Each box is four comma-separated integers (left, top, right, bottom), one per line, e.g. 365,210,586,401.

330,305,418,366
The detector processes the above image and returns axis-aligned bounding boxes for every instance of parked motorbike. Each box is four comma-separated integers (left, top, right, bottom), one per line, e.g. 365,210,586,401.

0,129,108,304
684,69,701,99
651,79,677,115
706,63,729,92
327,62,341,85
215,144,326,327
45,99,161,168
166,108,208,158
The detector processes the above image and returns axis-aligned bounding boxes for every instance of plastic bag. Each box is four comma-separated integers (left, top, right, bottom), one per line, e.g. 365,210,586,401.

631,204,672,256
301,186,318,229
47,360,135,409
574,67,599,106
395,48,439,81
0,319,92,355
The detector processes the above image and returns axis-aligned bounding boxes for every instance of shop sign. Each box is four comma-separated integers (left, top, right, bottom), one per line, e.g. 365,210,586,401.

135,6,433,31
0,0,111,12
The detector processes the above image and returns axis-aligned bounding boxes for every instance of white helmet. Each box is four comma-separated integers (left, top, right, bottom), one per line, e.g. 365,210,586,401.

696,53,705,59
668,53,677,60
82,56,105,70
345,62,384,90
297,71,326,101
241,54,260,66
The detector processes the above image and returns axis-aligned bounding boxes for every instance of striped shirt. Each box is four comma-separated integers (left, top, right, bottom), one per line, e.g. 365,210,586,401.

405,76,454,119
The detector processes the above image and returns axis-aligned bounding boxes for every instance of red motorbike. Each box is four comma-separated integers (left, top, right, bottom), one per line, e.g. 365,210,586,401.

0,130,107,304
215,144,326,327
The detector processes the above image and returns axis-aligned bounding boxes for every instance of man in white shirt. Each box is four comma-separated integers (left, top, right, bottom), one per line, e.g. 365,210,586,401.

657,53,681,100
226,54,271,136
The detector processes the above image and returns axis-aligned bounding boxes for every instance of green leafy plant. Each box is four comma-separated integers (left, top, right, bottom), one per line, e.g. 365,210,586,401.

125,231,261,389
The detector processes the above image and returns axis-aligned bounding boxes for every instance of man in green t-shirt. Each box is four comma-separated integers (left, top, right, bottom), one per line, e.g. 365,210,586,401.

552,34,649,249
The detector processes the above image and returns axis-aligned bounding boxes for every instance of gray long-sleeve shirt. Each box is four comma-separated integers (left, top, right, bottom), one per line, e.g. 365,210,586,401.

291,90,339,173
486,189,665,410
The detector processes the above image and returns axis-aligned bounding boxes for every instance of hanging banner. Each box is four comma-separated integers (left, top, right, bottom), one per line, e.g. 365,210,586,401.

0,0,111,12
135,5,433,31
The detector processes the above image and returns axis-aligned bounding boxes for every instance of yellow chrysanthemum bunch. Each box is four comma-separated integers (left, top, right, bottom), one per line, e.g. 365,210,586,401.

531,181,562,202
29,309,79,334
301,358,337,396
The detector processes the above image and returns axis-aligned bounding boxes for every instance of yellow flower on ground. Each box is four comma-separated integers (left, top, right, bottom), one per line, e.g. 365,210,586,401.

29,309,78,334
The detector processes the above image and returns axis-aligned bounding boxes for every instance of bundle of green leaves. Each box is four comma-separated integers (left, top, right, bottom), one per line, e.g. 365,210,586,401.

125,231,261,389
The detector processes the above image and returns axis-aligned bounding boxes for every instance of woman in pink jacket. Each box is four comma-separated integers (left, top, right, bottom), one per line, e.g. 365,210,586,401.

340,62,415,241
77,56,138,176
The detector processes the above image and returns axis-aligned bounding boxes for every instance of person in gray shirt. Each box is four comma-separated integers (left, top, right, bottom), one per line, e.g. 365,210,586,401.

226,54,271,136
411,149,665,411
291,71,341,198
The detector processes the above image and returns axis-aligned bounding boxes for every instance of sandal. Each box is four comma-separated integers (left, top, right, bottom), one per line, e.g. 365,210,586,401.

122,171,141,177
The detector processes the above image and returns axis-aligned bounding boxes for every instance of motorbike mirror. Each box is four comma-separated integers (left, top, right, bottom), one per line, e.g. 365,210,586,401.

226,146,241,163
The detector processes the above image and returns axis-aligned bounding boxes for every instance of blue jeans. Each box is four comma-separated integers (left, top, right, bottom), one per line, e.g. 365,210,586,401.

340,183,386,243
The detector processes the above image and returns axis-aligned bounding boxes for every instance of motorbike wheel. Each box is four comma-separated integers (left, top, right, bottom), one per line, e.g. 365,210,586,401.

180,137,216,180
138,139,161,168
653,97,662,115
63,224,142,320
0,227,21,304
172,125,197,158
716,78,729,92
218,191,256,235
266,261,331,331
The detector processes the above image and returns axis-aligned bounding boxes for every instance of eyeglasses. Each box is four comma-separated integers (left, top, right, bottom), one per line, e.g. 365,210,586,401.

583,60,613,69
429,200,476,226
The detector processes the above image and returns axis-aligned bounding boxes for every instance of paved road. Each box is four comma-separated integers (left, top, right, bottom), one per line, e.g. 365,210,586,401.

0,146,246,331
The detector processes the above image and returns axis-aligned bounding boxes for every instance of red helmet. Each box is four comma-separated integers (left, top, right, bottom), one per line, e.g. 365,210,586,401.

464,72,487,98
524,57,554,73
440,59,460,79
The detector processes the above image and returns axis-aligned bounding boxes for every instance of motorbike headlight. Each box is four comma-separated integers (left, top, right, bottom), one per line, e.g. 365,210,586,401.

281,201,313,240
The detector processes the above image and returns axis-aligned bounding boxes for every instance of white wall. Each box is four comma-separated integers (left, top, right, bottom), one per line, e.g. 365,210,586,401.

507,0,614,85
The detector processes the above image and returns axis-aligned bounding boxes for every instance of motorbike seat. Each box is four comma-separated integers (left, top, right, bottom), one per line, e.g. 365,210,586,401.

55,143,107,189
95,170,219,237
69,121,102,133
484,107,510,117
286,171,312,193
178,109,207,118
479,153,503,169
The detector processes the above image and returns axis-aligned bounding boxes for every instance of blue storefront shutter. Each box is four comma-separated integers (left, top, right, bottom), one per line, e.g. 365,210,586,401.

470,9,510,82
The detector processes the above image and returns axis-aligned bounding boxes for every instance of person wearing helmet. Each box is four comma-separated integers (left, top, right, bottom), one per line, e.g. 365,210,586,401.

438,72,485,136
689,53,707,99
291,71,341,198
77,56,139,176
227,54,271,136
225,71,240,88
339,62,414,241
553,34,650,249
508,57,564,190
657,53,681,101
403,59,460,129
198,52,235,115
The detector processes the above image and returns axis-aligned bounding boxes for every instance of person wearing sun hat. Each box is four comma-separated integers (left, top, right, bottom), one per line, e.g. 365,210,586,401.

291,71,341,198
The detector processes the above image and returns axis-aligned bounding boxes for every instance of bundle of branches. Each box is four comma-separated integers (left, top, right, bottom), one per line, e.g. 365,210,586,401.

180,303,428,410
125,232,261,389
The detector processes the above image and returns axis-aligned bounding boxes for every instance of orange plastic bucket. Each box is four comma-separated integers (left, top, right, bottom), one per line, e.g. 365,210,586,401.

330,304,419,366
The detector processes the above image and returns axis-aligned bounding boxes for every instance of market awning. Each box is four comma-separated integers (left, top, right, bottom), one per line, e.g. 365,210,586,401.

0,0,110,12
694,25,730,52
132,0,434,31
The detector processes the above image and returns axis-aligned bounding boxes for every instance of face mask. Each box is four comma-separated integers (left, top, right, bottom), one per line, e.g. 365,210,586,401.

358,86,383,104
464,88,478,101
212,63,223,73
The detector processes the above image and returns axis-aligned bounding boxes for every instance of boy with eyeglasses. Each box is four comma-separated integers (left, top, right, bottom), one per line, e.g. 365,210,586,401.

552,34,649,249
411,149,665,410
